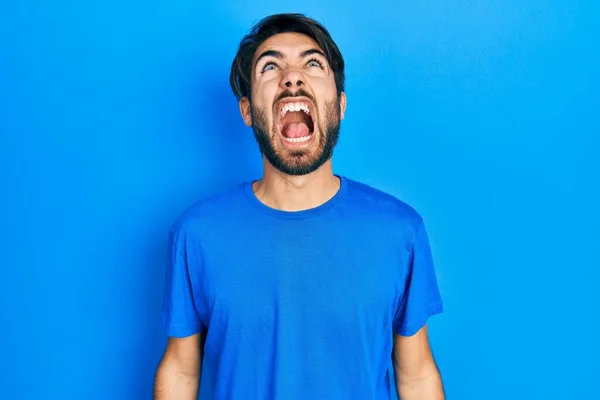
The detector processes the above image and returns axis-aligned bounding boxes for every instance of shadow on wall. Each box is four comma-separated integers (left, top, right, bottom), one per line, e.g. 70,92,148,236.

128,60,260,398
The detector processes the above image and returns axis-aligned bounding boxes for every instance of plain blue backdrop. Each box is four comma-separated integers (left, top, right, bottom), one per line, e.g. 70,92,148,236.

1,1,598,399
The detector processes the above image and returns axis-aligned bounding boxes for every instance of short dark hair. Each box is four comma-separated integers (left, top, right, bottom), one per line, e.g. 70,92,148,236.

229,13,345,101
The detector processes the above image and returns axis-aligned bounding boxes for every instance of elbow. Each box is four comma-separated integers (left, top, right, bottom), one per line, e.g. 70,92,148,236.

156,353,200,380
395,361,444,399
395,357,439,380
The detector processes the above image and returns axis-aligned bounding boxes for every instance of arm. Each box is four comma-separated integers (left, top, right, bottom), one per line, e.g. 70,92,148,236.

393,325,444,400
154,331,205,400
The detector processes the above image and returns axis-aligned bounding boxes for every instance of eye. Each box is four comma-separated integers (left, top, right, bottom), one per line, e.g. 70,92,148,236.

306,58,324,68
261,62,278,72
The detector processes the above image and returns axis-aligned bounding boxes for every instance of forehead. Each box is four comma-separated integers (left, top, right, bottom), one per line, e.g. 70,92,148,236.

254,32,323,61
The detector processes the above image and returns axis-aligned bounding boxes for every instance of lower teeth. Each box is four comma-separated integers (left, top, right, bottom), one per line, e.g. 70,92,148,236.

284,134,312,143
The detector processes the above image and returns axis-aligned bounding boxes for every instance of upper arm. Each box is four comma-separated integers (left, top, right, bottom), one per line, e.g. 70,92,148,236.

392,324,436,379
162,224,206,338
392,217,443,337
161,330,206,376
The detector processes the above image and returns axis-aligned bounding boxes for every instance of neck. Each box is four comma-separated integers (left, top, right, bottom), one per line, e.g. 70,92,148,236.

252,160,341,212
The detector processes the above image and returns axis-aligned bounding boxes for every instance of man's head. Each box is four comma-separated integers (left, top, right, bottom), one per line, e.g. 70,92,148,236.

230,13,346,176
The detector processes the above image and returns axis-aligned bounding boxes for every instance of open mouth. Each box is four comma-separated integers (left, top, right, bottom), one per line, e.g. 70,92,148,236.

277,100,315,144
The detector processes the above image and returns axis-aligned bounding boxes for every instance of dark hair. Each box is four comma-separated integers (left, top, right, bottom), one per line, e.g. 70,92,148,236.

229,13,345,101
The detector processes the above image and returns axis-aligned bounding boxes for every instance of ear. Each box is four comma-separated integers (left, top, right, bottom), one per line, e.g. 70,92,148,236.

339,91,347,120
239,97,252,127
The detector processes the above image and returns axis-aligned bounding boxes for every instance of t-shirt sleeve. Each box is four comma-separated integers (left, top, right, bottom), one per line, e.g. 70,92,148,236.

160,226,205,338
393,217,444,336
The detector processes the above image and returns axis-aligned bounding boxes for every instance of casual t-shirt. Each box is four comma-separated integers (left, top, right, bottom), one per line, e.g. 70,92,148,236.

161,175,443,399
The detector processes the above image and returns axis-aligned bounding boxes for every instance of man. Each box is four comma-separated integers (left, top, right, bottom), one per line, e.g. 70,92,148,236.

154,13,444,400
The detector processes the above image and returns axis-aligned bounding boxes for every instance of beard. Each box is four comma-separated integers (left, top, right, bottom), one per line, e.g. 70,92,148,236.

249,95,341,176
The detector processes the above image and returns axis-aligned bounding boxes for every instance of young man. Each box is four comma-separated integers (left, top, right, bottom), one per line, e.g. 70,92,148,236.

154,13,444,400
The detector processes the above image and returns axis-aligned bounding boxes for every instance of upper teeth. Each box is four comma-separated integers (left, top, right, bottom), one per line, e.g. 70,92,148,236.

280,102,310,117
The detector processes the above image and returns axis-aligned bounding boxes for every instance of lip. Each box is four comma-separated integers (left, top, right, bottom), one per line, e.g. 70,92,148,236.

274,96,315,117
278,130,316,148
272,97,316,149
274,96,316,148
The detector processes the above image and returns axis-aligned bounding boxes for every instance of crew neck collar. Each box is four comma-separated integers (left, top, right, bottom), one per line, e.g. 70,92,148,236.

244,175,348,220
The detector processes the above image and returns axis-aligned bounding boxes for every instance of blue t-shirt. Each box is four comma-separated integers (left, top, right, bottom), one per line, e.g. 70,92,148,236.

161,176,443,399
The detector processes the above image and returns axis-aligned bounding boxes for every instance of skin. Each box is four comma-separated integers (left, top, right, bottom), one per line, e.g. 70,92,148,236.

239,32,347,212
154,330,205,399
394,325,445,399
153,32,443,399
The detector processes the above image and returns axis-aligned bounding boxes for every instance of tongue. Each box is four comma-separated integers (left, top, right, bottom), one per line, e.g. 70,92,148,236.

283,122,310,138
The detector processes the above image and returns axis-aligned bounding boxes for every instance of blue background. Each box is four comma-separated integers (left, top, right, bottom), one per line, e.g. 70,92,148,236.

1,1,598,399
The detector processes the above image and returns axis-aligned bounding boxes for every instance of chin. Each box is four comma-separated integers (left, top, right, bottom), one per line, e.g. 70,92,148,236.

250,99,340,176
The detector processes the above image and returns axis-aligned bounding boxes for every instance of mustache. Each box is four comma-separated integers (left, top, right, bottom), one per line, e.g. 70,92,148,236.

273,89,316,106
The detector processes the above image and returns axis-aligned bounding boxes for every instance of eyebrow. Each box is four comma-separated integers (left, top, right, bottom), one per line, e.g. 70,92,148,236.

254,48,327,70
300,48,326,59
254,50,284,70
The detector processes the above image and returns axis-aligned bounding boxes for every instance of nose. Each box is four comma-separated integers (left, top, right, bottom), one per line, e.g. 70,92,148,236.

280,67,304,89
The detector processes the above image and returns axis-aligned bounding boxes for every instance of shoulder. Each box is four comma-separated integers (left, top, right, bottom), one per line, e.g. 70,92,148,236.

343,177,426,239
169,182,247,240
345,177,423,221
